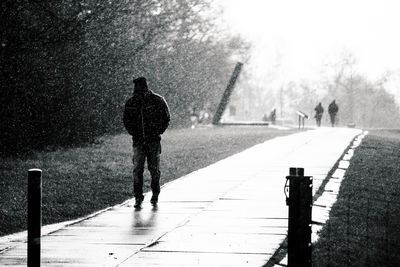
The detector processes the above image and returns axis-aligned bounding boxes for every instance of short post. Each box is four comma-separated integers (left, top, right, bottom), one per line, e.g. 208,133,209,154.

298,115,302,129
28,169,42,267
285,167,312,267
296,111,308,129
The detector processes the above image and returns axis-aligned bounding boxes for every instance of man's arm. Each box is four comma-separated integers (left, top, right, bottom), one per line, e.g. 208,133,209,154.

160,97,170,134
123,100,135,135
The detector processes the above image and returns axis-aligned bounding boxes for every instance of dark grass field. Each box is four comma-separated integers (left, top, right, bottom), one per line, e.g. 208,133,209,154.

312,129,400,267
0,126,296,236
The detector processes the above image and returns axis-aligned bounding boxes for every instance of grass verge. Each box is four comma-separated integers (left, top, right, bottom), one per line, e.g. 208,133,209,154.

312,129,400,266
0,126,296,236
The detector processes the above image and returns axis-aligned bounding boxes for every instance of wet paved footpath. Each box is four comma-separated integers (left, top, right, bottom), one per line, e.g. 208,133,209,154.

0,127,362,267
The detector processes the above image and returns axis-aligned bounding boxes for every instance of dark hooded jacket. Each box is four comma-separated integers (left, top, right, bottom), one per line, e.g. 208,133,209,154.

123,88,170,146
314,103,324,118
328,101,338,115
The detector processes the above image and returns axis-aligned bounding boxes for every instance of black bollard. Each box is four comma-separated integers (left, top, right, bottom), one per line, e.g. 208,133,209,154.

28,169,42,267
286,167,312,267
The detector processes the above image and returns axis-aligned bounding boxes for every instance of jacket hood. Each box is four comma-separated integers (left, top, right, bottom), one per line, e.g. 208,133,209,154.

133,77,148,94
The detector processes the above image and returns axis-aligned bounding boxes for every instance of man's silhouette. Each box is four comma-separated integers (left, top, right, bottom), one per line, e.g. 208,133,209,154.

123,77,170,208
328,100,339,127
314,102,324,127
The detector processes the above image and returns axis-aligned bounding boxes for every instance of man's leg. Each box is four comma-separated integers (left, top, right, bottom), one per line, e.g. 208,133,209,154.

146,141,161,204
133,145,146,207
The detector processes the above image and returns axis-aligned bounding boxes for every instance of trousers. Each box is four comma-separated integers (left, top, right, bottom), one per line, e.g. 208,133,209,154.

132,141,161,199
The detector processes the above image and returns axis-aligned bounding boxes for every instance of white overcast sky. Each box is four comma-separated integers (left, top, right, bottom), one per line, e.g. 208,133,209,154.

214,0,400,99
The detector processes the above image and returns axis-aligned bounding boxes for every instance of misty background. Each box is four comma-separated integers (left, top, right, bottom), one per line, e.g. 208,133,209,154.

1,0,400,155
218,0,400,125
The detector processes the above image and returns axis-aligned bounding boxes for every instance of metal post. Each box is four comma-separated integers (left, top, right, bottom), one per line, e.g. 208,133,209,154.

286,167,312,267
298,115,301,129
212,62,243,125
28,169,42,267
298,115,305,129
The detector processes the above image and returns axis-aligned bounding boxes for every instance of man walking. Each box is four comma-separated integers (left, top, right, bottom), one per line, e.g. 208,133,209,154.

328,100,339,127
123,77,170,208
314,102,324,127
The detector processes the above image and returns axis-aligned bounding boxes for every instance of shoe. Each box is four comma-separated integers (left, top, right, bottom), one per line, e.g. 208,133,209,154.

134,197,143,208
150,194,158,205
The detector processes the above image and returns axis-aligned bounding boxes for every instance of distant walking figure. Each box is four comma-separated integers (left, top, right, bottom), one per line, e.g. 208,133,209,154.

189,107,198,129
123,77,170,208
314,102,324,127
328,100,339,127
270,108,277,125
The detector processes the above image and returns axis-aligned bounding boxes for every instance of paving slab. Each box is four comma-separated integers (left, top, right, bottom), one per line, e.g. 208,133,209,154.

338,160,350,169
0,127,361,266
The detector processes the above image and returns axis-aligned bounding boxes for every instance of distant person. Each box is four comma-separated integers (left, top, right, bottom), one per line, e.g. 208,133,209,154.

269,108,277,124
314,102,324,127
189,106,198,129
328,100,339,127
123,77,170,208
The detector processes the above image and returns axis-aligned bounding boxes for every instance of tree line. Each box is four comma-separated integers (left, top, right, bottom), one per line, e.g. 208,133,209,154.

1,0,248,155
